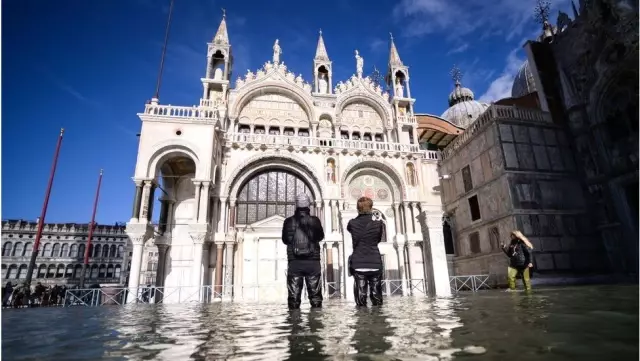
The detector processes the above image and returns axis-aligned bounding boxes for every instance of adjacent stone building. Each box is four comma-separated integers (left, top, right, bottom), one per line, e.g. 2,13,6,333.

435,0,638,284
1,220,129,286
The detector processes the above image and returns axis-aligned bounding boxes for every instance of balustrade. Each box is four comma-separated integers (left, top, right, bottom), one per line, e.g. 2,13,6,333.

397,115,417,125
143,104,218,120
225,132,434,156
441,105,552,160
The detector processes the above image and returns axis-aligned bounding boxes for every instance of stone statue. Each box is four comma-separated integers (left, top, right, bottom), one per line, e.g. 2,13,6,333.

318,72,328,94
326,160,336,183
355,50,363,77
395,77,404,98
273,39,282,64
406,163,416,186
214,67,223,80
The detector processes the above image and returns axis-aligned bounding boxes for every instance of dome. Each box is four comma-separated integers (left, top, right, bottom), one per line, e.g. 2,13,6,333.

441,81,490,129
441,100,490,129
511,60,537,98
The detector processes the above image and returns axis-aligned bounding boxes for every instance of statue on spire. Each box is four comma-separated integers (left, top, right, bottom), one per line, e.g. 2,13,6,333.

273,39,282,64
355,50,363,78
450,65,463,86
534,0,551,24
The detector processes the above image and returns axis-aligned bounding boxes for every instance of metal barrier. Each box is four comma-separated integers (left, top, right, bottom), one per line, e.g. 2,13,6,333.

449,275,491,292
64,279,429,307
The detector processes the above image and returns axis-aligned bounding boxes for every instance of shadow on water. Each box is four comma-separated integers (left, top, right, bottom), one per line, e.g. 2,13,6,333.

1,285,637,360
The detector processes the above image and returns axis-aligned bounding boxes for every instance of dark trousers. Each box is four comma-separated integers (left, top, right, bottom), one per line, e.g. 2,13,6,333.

287,260,323,309
353,270,383,307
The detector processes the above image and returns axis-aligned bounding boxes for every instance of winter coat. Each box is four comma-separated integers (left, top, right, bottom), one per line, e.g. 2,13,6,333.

281,208,324,261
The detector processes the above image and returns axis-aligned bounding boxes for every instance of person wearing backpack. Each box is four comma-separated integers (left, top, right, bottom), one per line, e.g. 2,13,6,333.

347,197,386,307
281,193,325,310
501,230,534,291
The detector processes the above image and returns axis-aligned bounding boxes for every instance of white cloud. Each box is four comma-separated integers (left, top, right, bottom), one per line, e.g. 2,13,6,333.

446,43,469,55
478,48,525,102
393,0,571,41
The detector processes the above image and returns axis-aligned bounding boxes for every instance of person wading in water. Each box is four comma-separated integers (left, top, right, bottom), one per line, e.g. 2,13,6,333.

501,230,534,291
281,193,325,310
347,196,386,307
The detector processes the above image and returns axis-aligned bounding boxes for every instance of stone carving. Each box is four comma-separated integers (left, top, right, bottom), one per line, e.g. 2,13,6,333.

355,50,363,77
405,163,417,187
232,60,312,95
318,73,328,94
395,77,404,98
326,158,336,183
273,39,281,64
189,232,206,244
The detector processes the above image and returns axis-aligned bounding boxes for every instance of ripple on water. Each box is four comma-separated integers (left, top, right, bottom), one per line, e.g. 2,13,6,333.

1,285,637,360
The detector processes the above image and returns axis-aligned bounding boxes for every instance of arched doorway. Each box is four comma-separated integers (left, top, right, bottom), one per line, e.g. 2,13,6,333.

236,170,315,225
234,169,317,302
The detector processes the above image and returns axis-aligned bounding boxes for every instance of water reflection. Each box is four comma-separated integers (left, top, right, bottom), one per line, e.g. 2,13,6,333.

2,285,637,360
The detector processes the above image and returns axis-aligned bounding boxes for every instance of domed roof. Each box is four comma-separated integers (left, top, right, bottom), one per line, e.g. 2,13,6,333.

441,99,490,129
511,60,537,98
441,79,490,129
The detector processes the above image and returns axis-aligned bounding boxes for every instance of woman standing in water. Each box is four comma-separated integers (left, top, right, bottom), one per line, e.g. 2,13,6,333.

501,230,534,291
347,197,386,307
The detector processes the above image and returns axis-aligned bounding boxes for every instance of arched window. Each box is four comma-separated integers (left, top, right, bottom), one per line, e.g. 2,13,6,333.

12,242,24,257
65,265,74,278
7,265,18,279
102,245,109,258
94,245,101,258
37,265,47,278
70,244,78,258
90,265,99,279
52,243,61,257
24,243,33,257
2,242,12,256
236,170,314,225
114,265,122,279
78,244,86,259
1,264,6,279
46,264,56,278
109,245,116,258
106,265,114,278
43,243,53,257
117,245,124,258
16,265,27,279
61,244,69,258
73,265,83,278
56,264,65,278
98,265,106,278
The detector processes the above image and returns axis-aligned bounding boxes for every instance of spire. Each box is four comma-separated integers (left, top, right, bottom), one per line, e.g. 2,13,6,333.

213,9,229,45
314,29,329,61
571,0,579,18
388,33,403,66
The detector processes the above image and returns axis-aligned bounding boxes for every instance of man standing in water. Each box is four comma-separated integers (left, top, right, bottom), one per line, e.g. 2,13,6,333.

501,230,534,291
282,193,325,309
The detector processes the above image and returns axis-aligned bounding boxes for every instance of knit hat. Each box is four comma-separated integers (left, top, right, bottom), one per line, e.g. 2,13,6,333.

295,193,311,208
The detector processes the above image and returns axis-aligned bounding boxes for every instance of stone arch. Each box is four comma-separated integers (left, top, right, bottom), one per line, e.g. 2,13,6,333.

336,94,392,126
224,153,324,201
344,168,400,202
146,143,201,179
341,159,407,200
591,64,638,129
230,82,316,121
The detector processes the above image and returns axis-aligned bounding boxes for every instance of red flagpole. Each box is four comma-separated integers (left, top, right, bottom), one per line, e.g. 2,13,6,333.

79,169,104,288
25,128,65,286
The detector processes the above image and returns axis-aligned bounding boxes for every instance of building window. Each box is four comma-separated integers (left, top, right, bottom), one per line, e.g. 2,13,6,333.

488,227,500,250
462,165,473,193
469,232,481,254
468,195,481,221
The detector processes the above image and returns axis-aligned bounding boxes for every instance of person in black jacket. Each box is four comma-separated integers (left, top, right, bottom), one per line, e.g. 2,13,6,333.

347,197,386,307
501,230,534,291
281,193,325,309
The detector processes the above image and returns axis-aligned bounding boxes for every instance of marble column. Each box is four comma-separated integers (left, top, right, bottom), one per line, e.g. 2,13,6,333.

326,243,334,284
198,181,211,223
217,198,228,233
228,200,236,228
193,181,202,222
155,244,169,288
323,200,332,233
393,203,402,235
395,241,408,296
139,181,152,221
223,242,235,299
213,243,224,297
126,235,145,303
131,180,143,221
423,208,452,297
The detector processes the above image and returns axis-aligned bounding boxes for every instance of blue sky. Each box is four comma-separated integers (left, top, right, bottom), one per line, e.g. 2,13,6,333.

2,0,574,224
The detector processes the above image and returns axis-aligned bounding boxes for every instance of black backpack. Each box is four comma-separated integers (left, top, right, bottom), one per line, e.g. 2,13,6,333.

292,218,315,257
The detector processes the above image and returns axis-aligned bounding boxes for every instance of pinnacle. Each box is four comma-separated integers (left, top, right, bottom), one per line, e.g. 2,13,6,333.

315,30,329,61
213,12,229,45
389,32,403,66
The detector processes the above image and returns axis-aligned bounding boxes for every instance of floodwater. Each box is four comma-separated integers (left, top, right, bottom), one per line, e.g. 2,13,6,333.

2,285,638,360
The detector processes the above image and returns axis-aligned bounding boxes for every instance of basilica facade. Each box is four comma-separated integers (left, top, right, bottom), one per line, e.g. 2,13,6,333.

125,14,452,303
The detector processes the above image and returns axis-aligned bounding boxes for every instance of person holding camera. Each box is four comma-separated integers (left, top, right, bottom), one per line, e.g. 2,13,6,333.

501,230,534,291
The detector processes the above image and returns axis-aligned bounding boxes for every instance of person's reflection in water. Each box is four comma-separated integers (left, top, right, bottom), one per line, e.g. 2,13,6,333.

285,310,326,360
351,307,394,358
